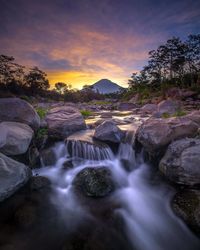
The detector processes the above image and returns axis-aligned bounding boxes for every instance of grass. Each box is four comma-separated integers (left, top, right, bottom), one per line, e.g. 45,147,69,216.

36,107,48,119
80,110,94,117
162,109,187,119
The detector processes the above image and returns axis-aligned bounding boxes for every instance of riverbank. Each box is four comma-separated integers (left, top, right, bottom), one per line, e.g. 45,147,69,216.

0,97,200,250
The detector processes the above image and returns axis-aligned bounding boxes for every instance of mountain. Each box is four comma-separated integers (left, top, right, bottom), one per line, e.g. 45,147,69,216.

91,79,124,94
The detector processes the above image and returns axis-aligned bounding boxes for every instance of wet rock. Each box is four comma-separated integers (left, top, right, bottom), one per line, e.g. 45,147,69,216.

62,160,74,170
40,147,57,166
46,106,86,139
159,138,200,185
0,122,33,156
73,167,115,197
0,153,31,202
173,189,200,235
157,99,180,115
94,120,124,143
0,98,40,130
30,176,51,191
136,117,198,156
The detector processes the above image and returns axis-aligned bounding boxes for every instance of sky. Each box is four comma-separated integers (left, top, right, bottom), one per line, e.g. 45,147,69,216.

0,0,200,89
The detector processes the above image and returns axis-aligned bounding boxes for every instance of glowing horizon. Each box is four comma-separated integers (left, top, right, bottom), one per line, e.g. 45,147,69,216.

1,0,199,89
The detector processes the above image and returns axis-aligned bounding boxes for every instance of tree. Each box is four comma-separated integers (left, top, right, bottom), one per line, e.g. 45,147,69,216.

0,54,25,85
55,82,71,94
24,67,50,95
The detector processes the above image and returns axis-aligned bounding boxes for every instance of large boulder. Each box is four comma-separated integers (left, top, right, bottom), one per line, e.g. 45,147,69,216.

73,167,115,197
118,102,137,111
173,189,200,236
157,99,180,115
0,153,31,202
94,120,124,143
46,106,86,139
141,104,157,114
136,117,198,156
0,98,40,130
0,122,34,155
186,110,200,127
159,138,200,185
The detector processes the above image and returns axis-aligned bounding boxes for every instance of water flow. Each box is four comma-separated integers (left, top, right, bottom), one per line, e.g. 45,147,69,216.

66,139,113,161
35,131,200,250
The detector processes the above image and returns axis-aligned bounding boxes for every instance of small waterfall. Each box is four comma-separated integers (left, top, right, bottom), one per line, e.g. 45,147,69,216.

118,129,136,167
66,139,114,161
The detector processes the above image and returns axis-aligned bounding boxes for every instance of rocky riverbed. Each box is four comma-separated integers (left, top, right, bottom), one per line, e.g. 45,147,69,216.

0,97,200,250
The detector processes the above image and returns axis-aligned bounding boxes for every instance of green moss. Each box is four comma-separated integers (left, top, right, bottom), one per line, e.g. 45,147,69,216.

162,112,171,119
36,107,48,119
36,128,48,140
80,110,93,117
174,110,187,117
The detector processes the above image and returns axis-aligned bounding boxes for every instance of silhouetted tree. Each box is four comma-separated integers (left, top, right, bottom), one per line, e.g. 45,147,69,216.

24,67,49,95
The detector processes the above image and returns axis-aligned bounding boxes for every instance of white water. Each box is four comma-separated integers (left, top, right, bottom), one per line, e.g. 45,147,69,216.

34,132,200,250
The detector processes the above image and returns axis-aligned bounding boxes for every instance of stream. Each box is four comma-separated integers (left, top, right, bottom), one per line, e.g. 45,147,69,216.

33,126,200,250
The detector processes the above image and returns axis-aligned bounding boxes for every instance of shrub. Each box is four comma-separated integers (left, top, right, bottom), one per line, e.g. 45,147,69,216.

80,110,93,117
36,107,48,119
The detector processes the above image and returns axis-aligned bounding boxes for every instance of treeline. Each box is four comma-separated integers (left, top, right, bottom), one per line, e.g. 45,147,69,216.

128,34,200,94
0,55,103,102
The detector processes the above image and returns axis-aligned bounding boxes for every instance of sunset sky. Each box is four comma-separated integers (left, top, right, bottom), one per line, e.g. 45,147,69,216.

1,0,200,89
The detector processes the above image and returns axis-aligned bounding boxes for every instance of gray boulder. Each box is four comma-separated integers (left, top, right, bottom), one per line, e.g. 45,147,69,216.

0,98,40,130
0,122,34,155
136,117,198,156
0,153,31,202
94,120,124,143
157,99,180,115
73,166,115,197
46,106,86,139
159,138,200,185
141,104,158,114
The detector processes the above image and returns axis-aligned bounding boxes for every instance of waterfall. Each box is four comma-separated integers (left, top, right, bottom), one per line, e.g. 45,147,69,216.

66,139,114,161
34,129,200,250
118,129,136,168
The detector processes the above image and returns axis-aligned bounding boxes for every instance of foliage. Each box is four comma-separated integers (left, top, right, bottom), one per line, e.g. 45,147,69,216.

80,110,93,117
127,34,200,97
36,128,48,140
36,107,48,119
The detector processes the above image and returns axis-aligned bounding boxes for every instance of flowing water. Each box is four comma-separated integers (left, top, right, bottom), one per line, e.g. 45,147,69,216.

32,128,200,250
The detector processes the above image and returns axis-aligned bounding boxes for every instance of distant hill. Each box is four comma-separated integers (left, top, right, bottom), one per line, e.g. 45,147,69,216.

91,79,124,94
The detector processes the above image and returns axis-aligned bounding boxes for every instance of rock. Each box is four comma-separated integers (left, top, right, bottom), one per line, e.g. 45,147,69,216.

94,121,124,143
73,167,115,197
0,98,40,130
46,106,86,139
157,99,180,115
136,117,198,156
66,130,112,161
30,176,51,191
0,122,34,155
186,110,200,127
173,189,200,236
40,147,57,166
141,104,158,114
118,103,136,111
159,138,200,185
0,153,31,202
14,204,37,228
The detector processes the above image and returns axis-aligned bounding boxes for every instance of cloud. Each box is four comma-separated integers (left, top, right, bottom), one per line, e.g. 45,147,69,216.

0,0,199,88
